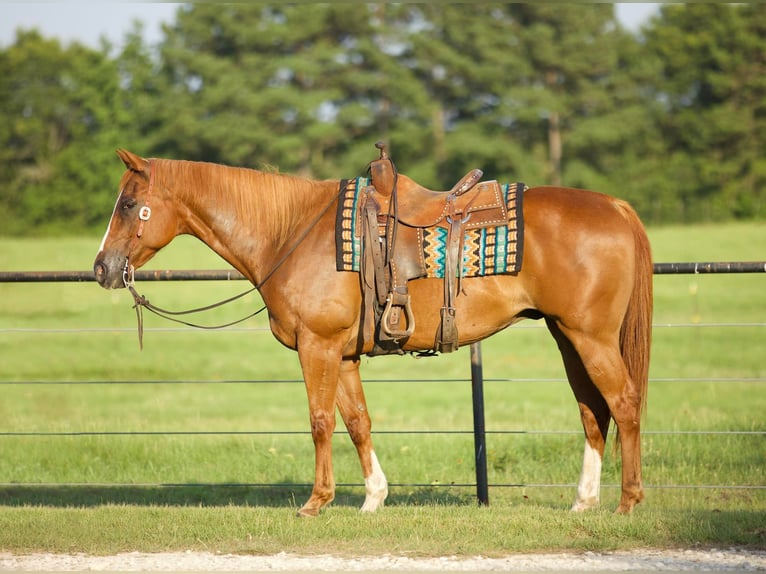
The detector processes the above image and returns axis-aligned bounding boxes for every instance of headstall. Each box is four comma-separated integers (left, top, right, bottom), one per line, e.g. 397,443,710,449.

120,163,345,349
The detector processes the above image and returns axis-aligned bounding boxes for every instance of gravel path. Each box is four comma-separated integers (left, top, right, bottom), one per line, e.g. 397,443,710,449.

1,549,764,571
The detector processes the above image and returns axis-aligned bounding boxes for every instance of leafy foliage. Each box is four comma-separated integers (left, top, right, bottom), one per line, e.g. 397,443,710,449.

1,4,765,235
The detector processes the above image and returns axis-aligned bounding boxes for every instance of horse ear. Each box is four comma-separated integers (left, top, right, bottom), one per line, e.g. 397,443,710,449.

116,149,150,175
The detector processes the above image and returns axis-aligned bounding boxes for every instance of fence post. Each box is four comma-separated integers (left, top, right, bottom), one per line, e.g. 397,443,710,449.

470,342,489,505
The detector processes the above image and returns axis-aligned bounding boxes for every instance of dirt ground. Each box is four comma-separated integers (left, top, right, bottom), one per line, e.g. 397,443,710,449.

1,548,765,571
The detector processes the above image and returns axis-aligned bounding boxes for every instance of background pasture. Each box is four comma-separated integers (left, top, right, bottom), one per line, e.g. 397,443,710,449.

0,222,763,554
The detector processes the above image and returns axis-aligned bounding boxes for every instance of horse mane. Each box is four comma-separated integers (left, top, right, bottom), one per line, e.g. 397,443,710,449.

153,158,336,249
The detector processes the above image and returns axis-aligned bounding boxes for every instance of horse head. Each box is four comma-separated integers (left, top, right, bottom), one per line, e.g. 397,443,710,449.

94,149,178,289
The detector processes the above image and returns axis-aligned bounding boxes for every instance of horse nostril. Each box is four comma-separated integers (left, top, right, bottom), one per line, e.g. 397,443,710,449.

94,261,107,285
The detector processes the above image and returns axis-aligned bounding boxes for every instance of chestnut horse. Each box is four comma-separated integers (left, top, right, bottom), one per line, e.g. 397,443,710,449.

94,149,652,516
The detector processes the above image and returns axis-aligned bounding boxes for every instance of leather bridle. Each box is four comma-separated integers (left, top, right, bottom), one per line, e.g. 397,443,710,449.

122,160,156,291
120,159,263,348
119,162,344,349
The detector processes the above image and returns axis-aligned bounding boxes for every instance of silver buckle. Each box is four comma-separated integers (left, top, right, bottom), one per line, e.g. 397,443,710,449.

122,257,135,288
138,206,152,221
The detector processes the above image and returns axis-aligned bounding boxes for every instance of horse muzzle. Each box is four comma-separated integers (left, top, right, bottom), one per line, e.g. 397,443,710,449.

93,253,127,290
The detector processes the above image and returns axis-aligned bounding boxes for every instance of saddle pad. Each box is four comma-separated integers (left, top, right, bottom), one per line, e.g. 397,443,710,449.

335,177,525,277
335,178,366,272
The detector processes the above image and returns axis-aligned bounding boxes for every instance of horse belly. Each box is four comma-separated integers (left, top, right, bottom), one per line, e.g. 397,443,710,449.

401,275,531,350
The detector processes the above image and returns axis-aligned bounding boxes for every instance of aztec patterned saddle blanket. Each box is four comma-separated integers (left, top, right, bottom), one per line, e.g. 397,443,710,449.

336,177,525,279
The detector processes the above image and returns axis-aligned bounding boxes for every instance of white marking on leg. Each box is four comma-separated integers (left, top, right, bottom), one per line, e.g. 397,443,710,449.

572,440,602,511
360,450,388,512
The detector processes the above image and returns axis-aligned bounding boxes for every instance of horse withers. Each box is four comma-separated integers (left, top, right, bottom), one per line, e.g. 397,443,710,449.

94,149,652,516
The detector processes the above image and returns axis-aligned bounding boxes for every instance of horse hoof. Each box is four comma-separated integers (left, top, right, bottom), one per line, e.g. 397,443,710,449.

615,499,641,514
571,498,598,512
296,507,319,518
616,490,644,514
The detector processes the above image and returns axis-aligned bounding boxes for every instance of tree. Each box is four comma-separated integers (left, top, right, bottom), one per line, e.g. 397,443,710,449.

115,22,171,156
498,5,633,187
398,4,534,187
644,4,766,220
0,31,127,233
155,4,425,177
2,3,765,235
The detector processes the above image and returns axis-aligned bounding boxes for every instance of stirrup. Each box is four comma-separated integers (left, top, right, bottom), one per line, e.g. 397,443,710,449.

380,292,415,340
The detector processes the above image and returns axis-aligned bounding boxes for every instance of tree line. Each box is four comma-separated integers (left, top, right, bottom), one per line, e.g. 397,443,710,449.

1,3,764,235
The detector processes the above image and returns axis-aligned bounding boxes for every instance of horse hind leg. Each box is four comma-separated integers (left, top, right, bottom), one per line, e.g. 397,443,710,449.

546,319,611,511
548,321,644,513
336,358,388,512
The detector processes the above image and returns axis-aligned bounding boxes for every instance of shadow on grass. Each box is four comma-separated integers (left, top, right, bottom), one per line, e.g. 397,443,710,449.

0,483,471,509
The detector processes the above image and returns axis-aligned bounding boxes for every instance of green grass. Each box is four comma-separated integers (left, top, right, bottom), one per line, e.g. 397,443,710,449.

0,223,764,554
0,505,762,556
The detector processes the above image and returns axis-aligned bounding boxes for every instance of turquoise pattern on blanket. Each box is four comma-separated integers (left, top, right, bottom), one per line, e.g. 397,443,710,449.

335,178,524,278
421,212,518,278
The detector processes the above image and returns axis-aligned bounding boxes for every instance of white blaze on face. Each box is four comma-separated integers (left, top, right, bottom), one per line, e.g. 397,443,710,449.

97,191,123,256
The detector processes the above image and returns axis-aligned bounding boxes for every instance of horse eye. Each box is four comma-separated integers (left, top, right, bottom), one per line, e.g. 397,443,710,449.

121,197,137,210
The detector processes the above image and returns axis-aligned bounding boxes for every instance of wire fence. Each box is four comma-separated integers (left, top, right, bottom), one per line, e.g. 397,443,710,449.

0,263,764,499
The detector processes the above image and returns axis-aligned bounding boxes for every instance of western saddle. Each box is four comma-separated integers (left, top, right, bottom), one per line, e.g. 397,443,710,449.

359,142,510,355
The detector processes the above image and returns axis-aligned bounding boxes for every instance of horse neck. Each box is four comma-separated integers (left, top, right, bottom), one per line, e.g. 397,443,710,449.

157,159,338,283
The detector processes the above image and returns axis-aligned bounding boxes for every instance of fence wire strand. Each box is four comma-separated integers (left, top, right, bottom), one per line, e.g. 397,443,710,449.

1,265,763,496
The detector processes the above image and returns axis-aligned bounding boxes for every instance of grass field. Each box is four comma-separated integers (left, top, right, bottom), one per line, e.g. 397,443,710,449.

0,222,764,555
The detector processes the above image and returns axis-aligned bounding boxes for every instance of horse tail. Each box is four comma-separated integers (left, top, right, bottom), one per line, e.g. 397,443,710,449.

615,199,653,421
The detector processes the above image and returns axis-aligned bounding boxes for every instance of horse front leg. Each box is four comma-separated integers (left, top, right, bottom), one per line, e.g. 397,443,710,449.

296,336,343,517
336,358,388,512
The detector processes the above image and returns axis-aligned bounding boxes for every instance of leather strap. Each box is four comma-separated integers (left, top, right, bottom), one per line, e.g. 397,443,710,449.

135,160,155,238
361,188,389,306
436,201,463,352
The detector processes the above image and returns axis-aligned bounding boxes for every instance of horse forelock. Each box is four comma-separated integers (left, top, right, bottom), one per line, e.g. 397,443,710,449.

152,158,337,249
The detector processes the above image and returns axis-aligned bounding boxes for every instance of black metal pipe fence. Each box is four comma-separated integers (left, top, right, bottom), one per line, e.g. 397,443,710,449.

0,261,764,505
1,260,764,283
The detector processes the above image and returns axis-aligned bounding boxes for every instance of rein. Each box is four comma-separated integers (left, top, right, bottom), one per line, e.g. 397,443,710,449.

123,264,263,350
124,175,345,349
